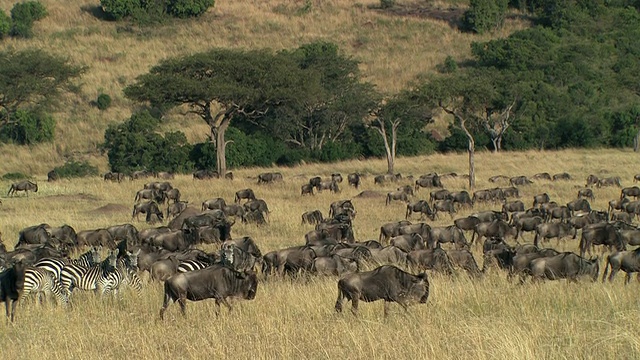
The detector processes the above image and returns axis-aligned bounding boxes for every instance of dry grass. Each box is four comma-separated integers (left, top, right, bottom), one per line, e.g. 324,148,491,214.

0,0,530,175
1,149,640,359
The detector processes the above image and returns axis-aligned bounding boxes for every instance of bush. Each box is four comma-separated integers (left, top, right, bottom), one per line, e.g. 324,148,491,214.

167,0,215,18
2,172,28,180
0,10,11,39
10,1,47,38
100,0,142,20
53,161,99,179
0,109,55,145
462,0,509,34
96,93,112,110
380,0,395,9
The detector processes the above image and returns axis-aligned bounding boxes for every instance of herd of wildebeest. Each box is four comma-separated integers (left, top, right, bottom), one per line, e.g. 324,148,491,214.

2,167,640,321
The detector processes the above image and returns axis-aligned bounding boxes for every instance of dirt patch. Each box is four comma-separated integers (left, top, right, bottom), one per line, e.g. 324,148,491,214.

355,190,386,199
88,203,129,215
45,193,100,202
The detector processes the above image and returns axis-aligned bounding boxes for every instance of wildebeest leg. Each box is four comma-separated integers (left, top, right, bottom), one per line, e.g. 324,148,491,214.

10,299,18,322
159,292,171,320
350,298,359,316
383,301,391,318
624,273,631,285
178,296,187,317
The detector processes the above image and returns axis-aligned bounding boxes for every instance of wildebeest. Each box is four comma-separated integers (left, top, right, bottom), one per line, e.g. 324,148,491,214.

167,201,189,219
433,199,456,219
472,220,516,245
234,189,256,203
598,176,622,188
386,191,408,206
514,216,544,240
512,248,561,283
489,175,510,183
220,243,259,272
405,200,435,220
447,249,482,277
347,173,361,189
408,247,455,274
193,169,218,180
510,176,533,186
429,189,450,204
77,229,115,249
257,172,283,184
0,260,26,322
164,188,181,204
621,186,640,200
454,216,481,233
449,191,473,208
379,221,412,244
7,180,38,197
131,170,153,180
390,234,425,253
334,265,429,318
602,249,640,284
242,209,267,225
331,173,343,183
414,174,442,191
609,197,630,216
577,188,595,201
566,198,591,216
160,266,257,319
317,180,339,193
368,246,409,267
243,199,270,222
502,200,525,214
534,222,575,248
301,184,314,196
302,210,324,225
329,200,356,219
47,170,59,182
586,174,599,187
532,193,550,208
134,189,164,204
532,172,552,181
374,173,402,185
202,198,226,211
16,224,51,248
132,201,164,223
104,172,125,182
222,204,245,219
502,187,520,199
546,206,571,222
430,225,468,249
530,252,599,282
579,223,626,257
552,172,571,181
311,255,359,276
471,210,507,223
47,224,79,247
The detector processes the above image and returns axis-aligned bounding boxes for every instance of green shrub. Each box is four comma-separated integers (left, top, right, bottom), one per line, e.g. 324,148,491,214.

100,0,142,20
53,161,99,179
462,0,509,34
0,109,55,145
10,1,47,38
167,0,214,18
380,0,395,9
1,172,28,180
0,10,11,39
96,93,112,110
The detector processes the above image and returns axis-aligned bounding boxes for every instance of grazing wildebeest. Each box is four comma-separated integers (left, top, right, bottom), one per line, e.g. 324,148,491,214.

433,199,456,219
7,180,38,197
329,200,356,219
483,247,516,273
274,246,318,277
242,209,267,226
311,255,359,276
577,188,595,201
621,186,640,200
258,172,283,184
512,248,560,283
160,266,257,319
598,176,622,188
222,204,245,219
134,189,164,204
429,189,450,204
317,180,339,193
447,249,482,278
302,210,324,225
243,199,270,221
552,172,571,181
472,220,517,245
0,260,26,322
301,184,314,196
534,222,575,248
514,216,544,240
623,200,640,219
47,170,59,182
530,252,599,282
586,174,599,187
334,265,429,318
502,200,525,214
448,191,473,208
414,174,442,191
472,210,507,223
533,193,550,208
368,246,409,267
164,188,181,204
390,234,425,253
532,172,552,181
430,225,468,249
146,181,173,192
579,223,626,257
47,224,78,247
131,170,152,180
202,198,226,211
132,201,164,223
193,169,218,180
16,224,51,247
472,189,492,205
611,212,632,224
454,216,481,233
379,221,412,244
167,201,189,219
405,200,435,220
104,172,125,182
489,175,509,183
347,173,361,189
566,198,591,216
502,187,520,199
619,229,640,247
234,189,256,203
609,197,631,216
546,206,571,222
374,173,402,185
408,247,455,274
397,185,414,197
602,249,640,284
386,190,409,206
510,176,533,186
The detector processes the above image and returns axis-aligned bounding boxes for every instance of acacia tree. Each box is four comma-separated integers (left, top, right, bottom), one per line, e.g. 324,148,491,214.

369,91,432,174
124,48,312,176
0,49,84,130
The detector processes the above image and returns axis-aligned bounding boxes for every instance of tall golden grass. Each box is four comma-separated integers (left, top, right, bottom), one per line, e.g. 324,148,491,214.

1,149,639,359
0,0,530,175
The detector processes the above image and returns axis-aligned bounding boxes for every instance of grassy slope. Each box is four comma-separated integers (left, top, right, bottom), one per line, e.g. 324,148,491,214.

0,0,528,175
0,149,639,358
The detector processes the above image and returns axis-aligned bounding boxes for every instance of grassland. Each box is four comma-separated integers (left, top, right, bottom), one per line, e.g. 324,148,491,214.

0,0,530,175
0,149,639,359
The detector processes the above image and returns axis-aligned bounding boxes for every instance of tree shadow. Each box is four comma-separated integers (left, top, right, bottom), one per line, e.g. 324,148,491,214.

80,4,113,22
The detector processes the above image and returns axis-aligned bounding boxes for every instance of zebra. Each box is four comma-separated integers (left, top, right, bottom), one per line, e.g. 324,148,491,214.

60,249,119,295
34,246,101,281
22,266,69,305
177,260,211,273
100,249,142,296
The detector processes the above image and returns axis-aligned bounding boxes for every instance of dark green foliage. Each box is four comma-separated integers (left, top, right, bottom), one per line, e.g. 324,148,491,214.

0,10,11,39
380,0,396,9
96,93,112,110
1,172,28,180
167,0,214,18
100,0,142,20
10,1,47,38
438,55,458,73
103,110,194,173
462,0,509,34
0,109,55,145
53,161,99,179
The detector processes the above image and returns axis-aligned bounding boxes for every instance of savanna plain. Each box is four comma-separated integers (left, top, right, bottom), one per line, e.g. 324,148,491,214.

0,149,639,359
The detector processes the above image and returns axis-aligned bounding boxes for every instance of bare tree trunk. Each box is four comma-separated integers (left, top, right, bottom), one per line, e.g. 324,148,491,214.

373,118,399,175
491,138,499,153
460,119,475,190
635,128,640,152
215,118,230,176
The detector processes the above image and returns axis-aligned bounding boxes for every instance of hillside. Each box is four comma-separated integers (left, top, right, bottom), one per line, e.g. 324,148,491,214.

0,0,529,175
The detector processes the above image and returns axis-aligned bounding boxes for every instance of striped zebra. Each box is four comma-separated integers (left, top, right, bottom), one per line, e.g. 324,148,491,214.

60,249,119,295
34,247,101,281
22,266,69,305
100,250,142,295
177,260,211,273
